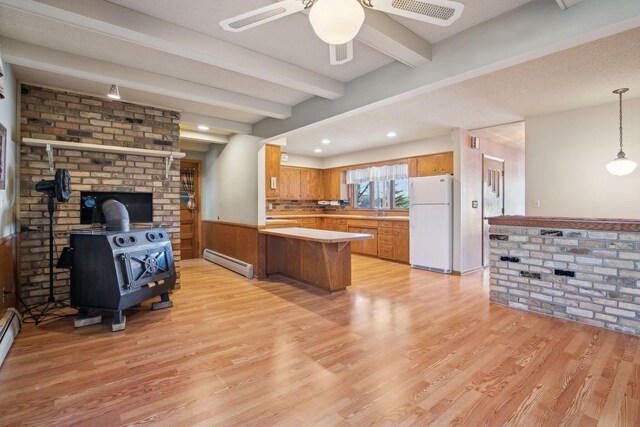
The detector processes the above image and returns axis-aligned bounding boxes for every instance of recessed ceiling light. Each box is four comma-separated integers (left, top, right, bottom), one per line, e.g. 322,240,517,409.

387,131,397,138
314,148,322,153
198,125,210,131
107,84,120,100
322,139,331,144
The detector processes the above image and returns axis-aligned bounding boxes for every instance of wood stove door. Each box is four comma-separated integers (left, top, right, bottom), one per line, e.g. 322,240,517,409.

180,160,201,260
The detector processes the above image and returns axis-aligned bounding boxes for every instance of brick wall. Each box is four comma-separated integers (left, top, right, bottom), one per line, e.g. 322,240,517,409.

19,84,181,305
267,200,347,213
489,225,640,336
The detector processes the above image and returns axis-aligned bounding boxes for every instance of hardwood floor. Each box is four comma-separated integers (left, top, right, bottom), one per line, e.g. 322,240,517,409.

1,256,640,426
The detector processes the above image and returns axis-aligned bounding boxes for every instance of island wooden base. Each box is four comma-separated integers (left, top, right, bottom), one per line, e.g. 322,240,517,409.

258,234,351,292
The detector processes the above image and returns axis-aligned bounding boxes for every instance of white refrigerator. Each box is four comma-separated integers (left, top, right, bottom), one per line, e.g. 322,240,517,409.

409,174,453,274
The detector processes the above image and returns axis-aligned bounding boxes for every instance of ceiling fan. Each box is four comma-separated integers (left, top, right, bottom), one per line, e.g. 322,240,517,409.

220,0,464,65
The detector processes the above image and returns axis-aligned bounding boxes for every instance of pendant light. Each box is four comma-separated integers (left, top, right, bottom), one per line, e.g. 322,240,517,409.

606,88,636,176
309,0,365,45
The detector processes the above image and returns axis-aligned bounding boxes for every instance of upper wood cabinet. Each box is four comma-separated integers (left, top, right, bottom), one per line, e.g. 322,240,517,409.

323,168,347,200
300,168,323,200
265,145,281,199
278,166,326,200
280,166,301,200
410,152,454,177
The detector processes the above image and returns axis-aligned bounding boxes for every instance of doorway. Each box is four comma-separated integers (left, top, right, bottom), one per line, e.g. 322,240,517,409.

180,159,201,260
482,155,505,268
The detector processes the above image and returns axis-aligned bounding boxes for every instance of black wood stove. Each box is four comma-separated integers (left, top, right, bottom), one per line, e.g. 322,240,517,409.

64,199,176,331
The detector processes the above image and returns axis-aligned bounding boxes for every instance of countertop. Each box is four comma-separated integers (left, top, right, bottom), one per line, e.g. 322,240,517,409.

267,214,409,221
488,216,640,232
259,227,374,243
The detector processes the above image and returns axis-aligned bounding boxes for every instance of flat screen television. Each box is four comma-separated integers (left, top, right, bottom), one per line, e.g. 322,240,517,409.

80,191,153,225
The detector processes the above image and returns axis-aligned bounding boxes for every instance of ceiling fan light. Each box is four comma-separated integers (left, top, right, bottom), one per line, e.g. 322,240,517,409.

309,0,365,45
606,152,637,176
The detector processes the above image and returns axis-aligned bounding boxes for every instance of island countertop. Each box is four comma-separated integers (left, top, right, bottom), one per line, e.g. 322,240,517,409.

259,227,373,243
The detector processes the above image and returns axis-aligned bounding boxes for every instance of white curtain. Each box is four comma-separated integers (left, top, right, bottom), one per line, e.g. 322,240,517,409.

346,163,408,184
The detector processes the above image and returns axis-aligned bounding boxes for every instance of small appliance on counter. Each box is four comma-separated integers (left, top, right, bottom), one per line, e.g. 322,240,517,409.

409,174,453,274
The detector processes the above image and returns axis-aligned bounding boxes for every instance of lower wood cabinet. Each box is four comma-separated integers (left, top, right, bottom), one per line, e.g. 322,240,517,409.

378,222,409,263
299,217,321,229
322,218,348,232
348,226,378,256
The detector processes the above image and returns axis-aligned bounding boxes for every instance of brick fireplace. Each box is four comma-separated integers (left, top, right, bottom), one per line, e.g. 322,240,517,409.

19,84,181,305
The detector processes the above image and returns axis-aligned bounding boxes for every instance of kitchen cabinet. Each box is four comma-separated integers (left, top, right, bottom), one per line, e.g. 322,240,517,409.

322,217,348,232
348,225,378,256
411,152,454,177
279,166,324,200
323,168,347,200
280,166,301,200
300,168,323,200
299,217,321,229
378,221,409,263
265,144,281,199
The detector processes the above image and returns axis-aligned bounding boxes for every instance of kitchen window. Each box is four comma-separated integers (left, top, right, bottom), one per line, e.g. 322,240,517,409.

348,164,409,210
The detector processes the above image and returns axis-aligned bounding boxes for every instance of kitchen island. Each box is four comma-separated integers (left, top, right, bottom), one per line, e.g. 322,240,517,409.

258,227,373,292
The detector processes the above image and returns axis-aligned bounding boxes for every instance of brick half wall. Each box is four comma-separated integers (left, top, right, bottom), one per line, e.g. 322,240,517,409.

489,225,640,336
19,85,181,305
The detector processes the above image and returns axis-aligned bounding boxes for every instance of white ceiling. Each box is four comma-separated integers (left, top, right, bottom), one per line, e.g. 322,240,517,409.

389,0,535,43
0,0,636,155
282,27,640,157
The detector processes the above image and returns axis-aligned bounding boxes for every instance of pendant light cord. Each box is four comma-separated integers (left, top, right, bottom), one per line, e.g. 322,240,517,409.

619,91,624,153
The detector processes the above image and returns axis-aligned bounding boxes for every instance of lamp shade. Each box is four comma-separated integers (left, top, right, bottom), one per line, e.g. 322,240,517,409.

606,154,637,176
309,0,365,45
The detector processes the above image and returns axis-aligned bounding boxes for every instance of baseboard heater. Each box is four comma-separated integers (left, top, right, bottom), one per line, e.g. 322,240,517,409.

203,249,254,279
0,308,22,368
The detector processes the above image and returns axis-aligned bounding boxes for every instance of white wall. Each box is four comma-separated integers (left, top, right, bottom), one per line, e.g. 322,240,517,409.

526,97,640,218
202,134,262,225
0,63,17,238
455,130,526,274
322,134,454,169
281,153,323,169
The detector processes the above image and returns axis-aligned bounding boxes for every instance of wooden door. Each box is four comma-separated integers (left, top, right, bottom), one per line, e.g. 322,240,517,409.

361,227,378,256
281,167,301,199
483,155,505,267
180,159,201,260
265,145,281,199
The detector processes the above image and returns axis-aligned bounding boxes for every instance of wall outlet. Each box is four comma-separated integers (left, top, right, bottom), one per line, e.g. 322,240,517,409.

534,199,541,208
270,177,277,190
472,200,478,208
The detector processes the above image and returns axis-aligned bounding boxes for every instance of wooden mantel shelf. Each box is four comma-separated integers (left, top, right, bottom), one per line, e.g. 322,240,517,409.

488,216,640,232
22,138,186,178
22,138,186,159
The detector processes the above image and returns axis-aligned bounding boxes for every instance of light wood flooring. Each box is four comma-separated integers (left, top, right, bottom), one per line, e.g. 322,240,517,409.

1,256,640,426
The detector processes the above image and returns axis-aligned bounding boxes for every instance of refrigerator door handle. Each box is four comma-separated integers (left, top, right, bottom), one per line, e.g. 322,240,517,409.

410,181,414,202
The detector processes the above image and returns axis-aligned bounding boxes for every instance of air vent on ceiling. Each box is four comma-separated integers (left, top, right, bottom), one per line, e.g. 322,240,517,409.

334,44,348,62
330,41,353,65
228,7,288,30
391,0,456,21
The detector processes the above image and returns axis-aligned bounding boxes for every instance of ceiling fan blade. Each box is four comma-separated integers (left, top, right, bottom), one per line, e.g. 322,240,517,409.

361,0,464,27
329,41,353,65
220,0,310,33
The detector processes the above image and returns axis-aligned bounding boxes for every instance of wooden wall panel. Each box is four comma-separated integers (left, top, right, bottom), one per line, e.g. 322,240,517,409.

0,233,19,312
202,221,259,268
